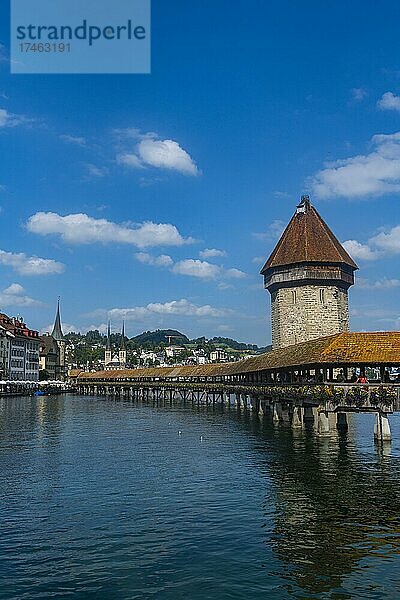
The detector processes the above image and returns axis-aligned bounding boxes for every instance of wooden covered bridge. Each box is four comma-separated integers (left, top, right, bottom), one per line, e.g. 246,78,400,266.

73,332,400,442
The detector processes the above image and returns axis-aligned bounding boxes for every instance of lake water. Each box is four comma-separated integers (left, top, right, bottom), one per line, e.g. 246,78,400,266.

1,394,400,599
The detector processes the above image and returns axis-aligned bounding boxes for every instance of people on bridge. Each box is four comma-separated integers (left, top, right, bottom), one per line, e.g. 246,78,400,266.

383,369,392,383
349,371,358,383
336,370,345,382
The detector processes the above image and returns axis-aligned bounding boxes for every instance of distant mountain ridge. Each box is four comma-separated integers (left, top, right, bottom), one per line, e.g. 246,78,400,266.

65,328,269,353
131,330,269,352
131,329,190,345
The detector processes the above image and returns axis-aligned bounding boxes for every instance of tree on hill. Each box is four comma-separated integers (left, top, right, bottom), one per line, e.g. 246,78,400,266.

131,329,189,346
210,337,260,351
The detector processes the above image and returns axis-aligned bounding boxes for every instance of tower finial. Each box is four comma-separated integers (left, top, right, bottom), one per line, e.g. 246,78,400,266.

298,194,311,208
296,195,311,214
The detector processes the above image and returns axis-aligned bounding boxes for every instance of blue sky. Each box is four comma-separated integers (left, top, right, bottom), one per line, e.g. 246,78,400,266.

0,0,400,345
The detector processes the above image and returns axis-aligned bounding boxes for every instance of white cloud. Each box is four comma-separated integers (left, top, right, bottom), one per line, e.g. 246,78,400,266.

311,131,400,199
351,88,368,102
217,324,233,332
342,240,381,261
377,91,400,112
0,249,65,276
60,134,87,146
357,277,400,289
135,252,174,267
116,130,199,176
85,164,109,178
217,282,234,290
139,138,198,175
0,107,25,128
117,153,144,169
90,299,230,321
253,220,285,242
26,212,194,249
0,283,42,307
172,259,222,279
370,225,400,253
199,248,226,259
252,256,265,264
273,191,292,200
225,267,247,279
343,223,400,261
134,253,246,280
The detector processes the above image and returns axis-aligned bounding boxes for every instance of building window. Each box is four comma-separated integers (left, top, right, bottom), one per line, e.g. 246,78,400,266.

291,290,297,304
320,289,326,304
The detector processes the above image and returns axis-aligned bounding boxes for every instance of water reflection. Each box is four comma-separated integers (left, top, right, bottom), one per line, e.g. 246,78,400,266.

250,415,400,596
1,395,400,599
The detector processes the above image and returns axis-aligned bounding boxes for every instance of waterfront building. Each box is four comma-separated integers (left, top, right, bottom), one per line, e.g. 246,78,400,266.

0,325,12,379
261,196,358,350
0,313,40,381
39,334,60,380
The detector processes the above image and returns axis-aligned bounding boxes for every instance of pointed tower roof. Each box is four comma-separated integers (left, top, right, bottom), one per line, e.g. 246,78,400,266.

120,321,126,350
106,321,112,350
260,196,358,274
51,298,65,341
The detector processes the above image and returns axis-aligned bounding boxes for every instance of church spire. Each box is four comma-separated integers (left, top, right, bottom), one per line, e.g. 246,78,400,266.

106,321,112,349
51,297,64,341
120,321,126,350
118,320,127,367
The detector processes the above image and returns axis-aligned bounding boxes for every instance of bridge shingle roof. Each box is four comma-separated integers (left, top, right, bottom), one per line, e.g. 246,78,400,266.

77,332,400,381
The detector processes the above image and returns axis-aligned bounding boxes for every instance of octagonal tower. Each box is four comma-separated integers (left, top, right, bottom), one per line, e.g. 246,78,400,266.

261,196,358,350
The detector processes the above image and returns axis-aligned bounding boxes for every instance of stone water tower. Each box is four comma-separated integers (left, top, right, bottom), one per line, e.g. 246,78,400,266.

261,196,358,349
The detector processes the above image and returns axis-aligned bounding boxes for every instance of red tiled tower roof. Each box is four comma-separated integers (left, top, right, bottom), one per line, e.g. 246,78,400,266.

260,196,358,274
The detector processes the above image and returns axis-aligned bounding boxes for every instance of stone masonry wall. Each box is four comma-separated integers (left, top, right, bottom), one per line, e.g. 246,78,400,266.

271,285,349,349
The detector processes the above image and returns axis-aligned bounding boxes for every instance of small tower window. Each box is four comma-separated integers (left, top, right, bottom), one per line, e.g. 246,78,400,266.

320,289,325,304
291,290,297,304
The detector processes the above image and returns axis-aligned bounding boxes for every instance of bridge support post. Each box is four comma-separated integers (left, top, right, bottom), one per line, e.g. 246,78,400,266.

291,406,303,429
317,410,336,435
374,412,391,443
336,412,348,432
256,398,262,416
272,403,280,424
249,396,257,412
303,406,316,426
281,404,290,423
